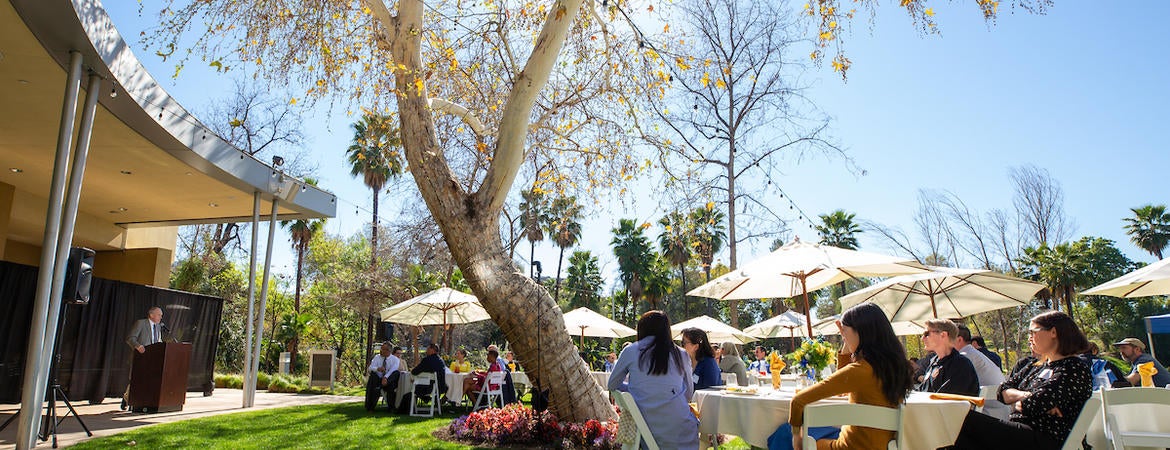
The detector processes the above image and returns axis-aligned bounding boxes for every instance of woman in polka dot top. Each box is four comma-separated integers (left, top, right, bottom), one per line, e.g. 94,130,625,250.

949,311,1092,450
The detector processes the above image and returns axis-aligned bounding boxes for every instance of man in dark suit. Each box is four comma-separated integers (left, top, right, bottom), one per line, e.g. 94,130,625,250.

122,306,166,410
411,344,448,401
970,336,1003,370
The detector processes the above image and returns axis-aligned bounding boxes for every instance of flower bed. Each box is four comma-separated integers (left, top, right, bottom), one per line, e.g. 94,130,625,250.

446,404,619,449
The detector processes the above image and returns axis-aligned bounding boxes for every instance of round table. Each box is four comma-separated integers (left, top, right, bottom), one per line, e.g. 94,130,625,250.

693,388,970,449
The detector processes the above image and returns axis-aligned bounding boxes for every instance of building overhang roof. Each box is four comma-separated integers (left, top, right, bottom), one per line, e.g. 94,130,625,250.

1,0,336,248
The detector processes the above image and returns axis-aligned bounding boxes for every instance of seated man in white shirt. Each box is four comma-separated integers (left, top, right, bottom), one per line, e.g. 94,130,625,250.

365,343,400,412
747,346,770,375
955,325,1008,419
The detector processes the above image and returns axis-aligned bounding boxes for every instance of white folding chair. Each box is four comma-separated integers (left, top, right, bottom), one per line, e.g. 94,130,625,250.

1102,387,1170,450
802,403,902,450
410,373,442,417
472,371,506,411
976,385,1010,421
610,390,660,450
1060,392,1101,450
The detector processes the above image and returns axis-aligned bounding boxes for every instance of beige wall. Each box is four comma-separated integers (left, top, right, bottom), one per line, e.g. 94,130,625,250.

0,181,175,286
94,248,172,286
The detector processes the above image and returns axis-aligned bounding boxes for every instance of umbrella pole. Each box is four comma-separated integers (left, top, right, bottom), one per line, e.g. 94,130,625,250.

801,276,814,338
929,291,938,318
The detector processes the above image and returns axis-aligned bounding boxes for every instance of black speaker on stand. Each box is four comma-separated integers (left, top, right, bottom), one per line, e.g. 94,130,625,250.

0,248,96,447
377,322,394,342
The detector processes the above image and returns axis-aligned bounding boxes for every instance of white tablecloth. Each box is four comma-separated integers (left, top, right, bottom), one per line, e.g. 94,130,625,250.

591,371,609,388
392,371,470,407
511,371,530,387
694,389,970,449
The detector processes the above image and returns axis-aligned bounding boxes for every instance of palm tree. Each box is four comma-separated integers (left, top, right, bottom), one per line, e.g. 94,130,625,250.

546,196,583,304
816,209,862,250
612,219,654,318
1018,241,1091,320
345,113,403,362
279,179,326,371
690,203,726,316
564,250,603,310
641,253,673,312
519,188,548,278
817,209,863,301
658,211,694,316
1123,204,1170,259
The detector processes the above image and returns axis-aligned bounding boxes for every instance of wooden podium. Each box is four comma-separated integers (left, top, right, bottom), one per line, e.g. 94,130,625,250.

129,342,192,413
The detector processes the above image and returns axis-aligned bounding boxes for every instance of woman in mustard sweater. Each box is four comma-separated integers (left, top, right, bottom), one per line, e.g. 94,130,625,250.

789,302,914,450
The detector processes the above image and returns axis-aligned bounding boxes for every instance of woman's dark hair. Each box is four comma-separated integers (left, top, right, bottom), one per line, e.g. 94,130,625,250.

637,310,682,375
1031,311,1089,356
841,302,914,405
682,328,715,361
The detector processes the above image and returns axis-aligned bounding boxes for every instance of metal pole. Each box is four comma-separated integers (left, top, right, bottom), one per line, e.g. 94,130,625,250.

248,197,279,405
243,192,260,407
16,51,83,450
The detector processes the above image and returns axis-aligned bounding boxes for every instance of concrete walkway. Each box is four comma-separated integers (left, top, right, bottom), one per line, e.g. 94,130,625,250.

0,390,360,449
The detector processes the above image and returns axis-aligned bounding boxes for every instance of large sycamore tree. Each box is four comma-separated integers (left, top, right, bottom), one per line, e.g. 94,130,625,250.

147,0,1047,421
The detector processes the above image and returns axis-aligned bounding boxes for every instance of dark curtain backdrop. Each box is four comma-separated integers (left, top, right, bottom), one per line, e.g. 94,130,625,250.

0,260,222,404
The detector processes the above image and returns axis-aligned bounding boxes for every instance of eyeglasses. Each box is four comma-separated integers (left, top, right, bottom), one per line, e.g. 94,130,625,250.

1028,327,1049,335
922,330,938,338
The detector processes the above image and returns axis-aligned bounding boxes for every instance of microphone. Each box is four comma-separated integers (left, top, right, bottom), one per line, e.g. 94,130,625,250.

161,323,178,343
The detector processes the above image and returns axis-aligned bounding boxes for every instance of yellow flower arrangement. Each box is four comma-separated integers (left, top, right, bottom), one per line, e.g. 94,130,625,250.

787,339,836,379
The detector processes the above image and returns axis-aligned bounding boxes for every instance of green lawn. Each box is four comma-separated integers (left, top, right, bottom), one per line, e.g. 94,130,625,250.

69,401,754,449
70,403,476,450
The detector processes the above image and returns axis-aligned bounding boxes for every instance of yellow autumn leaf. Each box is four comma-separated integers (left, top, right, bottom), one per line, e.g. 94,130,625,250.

700,72,710,87
820,31,834,41
829,21,837,28
414,78,425,94
288,97,297,105
715,79,726,89
925,8,935,16
809,51,817,60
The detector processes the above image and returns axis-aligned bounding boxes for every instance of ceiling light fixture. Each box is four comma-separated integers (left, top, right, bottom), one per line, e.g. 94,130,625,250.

208,202,219,207
118,207,128,212
119,170,132,175
9,168,22,173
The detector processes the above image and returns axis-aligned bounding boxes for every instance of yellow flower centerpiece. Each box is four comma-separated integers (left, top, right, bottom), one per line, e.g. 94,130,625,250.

788,339,836,381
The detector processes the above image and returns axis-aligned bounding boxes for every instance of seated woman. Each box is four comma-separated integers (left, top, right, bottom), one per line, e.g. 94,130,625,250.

787,302,914,450
951,311,1091,450
450,349,472,373
681,328,723,391
468,349,505,398
608,311,698,450
718,342,748,386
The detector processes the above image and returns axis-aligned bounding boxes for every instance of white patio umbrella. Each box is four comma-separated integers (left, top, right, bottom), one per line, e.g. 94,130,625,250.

671,315,758,344
562,307,636,346
687,238,928,337
379,287,491,352
811,314,926,337
1083,256,1170,298
839,266,1045,322
1083,257,1170,360
744,310,813,350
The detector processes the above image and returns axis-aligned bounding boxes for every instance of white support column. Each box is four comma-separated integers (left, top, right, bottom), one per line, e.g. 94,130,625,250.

247,197,279,406
243,191,260,407
16,51,84,450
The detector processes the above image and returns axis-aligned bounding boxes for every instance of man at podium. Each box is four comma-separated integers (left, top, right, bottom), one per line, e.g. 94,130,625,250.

122,306,167,410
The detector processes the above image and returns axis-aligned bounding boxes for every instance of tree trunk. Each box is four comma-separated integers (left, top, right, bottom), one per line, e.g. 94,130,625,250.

704,266,714,317
366,187,381,365
448,221,614,421
680,264,689,317
291,244,303,371
554,245,566,304
386,0,608,421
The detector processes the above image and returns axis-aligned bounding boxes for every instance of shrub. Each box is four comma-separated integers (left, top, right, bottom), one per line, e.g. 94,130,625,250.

256,372,271,390
448,404,618,449
214,373,243,389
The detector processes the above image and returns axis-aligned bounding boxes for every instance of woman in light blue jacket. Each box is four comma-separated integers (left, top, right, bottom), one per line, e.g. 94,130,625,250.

609,310,698,450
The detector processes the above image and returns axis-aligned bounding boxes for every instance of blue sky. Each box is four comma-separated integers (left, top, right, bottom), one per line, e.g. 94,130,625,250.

103,2,1170,291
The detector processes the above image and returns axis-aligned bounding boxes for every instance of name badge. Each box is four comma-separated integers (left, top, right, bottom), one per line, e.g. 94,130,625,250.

1037,368,1054,380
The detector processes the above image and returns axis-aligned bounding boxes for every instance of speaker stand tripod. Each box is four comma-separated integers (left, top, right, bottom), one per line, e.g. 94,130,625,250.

39,375,92,448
